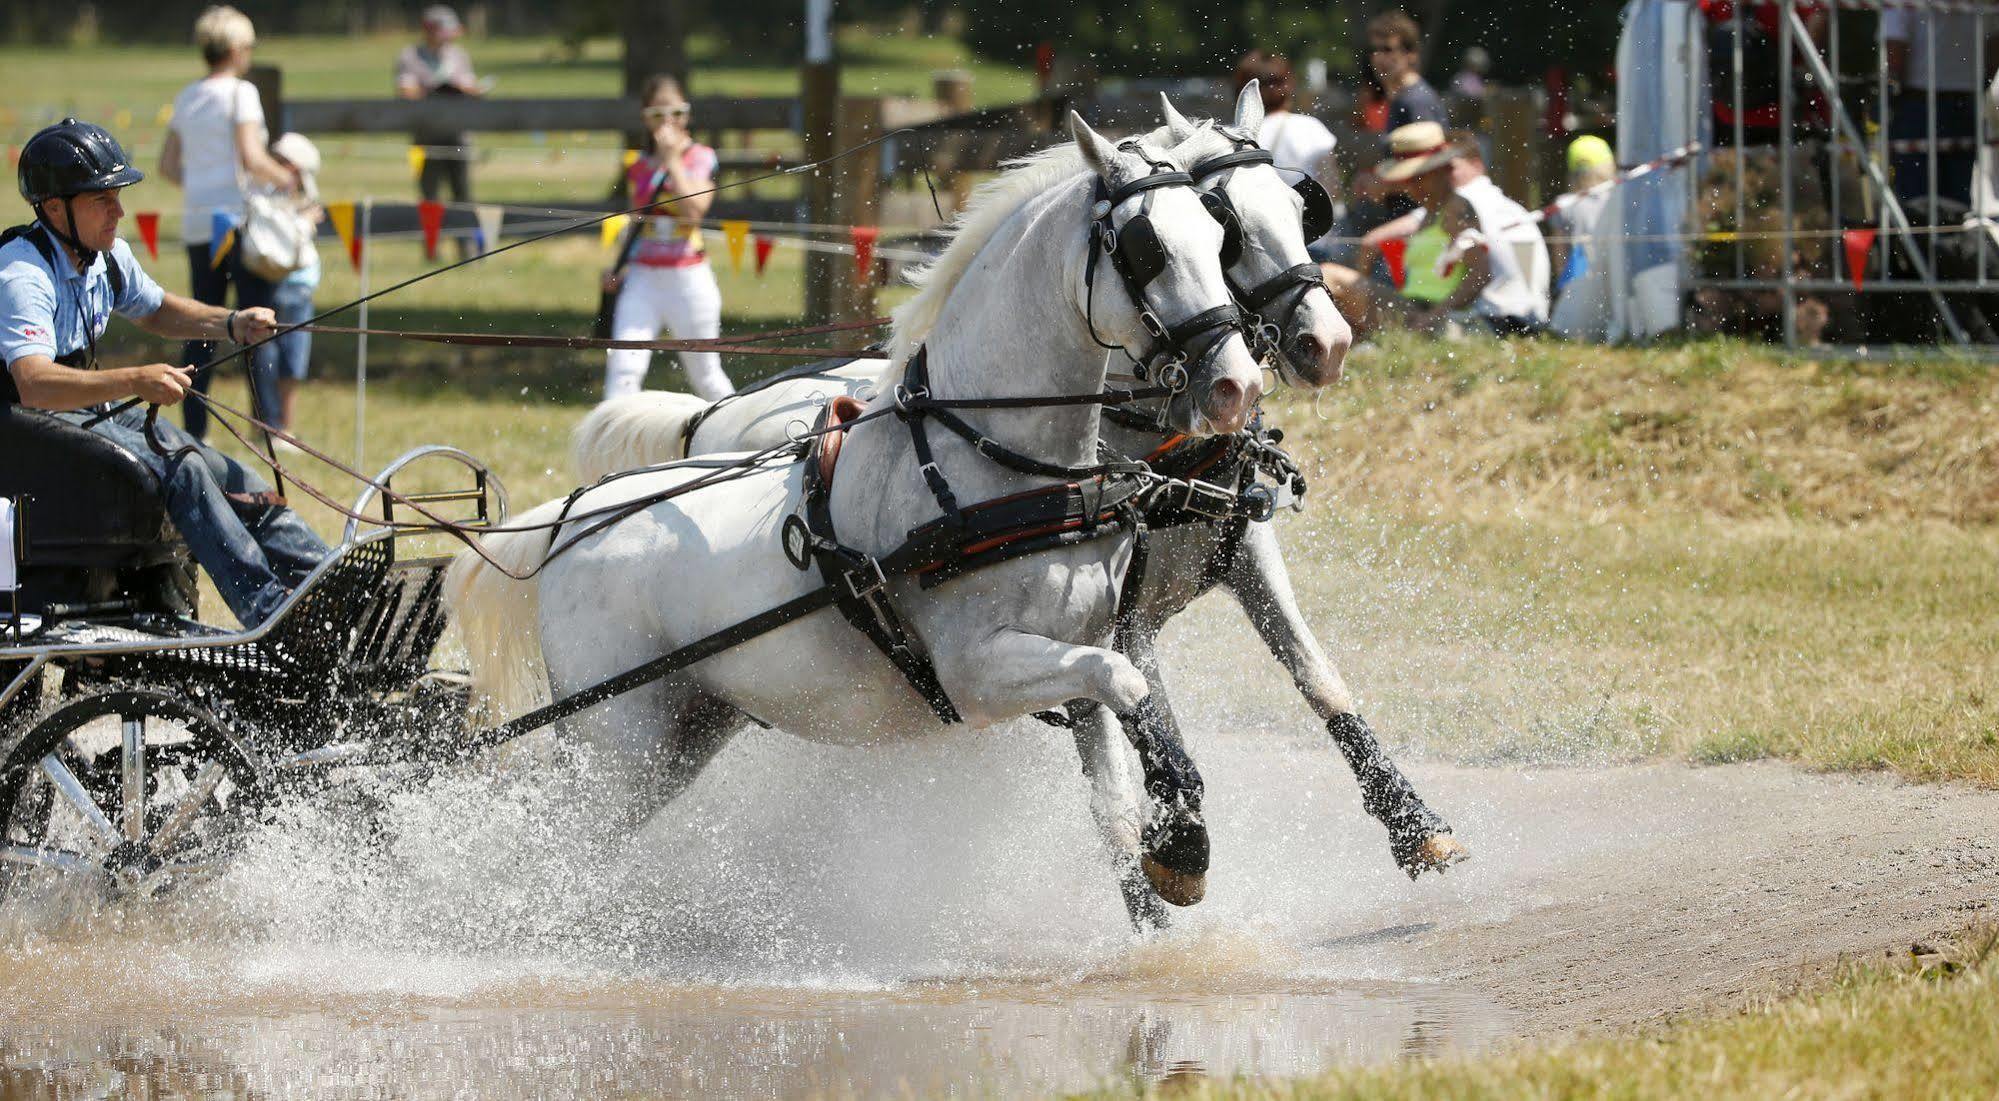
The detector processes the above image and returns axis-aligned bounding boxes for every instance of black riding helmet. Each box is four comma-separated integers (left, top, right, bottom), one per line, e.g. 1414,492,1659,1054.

18,118,145,207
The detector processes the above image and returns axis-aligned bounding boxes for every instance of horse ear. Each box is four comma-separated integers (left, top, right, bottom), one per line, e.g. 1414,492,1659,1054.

1158,93,1198,143
1234,79,1266,135
1069,111,1123,180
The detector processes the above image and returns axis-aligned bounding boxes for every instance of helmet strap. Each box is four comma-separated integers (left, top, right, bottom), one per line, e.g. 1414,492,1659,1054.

35,196,98,274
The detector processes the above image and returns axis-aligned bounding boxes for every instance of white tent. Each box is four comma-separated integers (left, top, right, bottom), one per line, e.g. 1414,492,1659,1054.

1607,0,1700,341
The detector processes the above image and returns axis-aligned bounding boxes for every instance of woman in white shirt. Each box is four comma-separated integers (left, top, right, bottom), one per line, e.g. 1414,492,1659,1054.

159,5,300,439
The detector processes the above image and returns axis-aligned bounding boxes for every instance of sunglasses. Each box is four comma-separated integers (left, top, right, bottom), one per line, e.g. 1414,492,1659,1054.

643,105,692,123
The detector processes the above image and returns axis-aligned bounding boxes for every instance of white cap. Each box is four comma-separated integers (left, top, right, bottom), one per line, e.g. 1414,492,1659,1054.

270,132,321,178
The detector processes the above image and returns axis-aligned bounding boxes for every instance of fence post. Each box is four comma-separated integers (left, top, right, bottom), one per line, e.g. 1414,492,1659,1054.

833,96,884,321
802,65,841,322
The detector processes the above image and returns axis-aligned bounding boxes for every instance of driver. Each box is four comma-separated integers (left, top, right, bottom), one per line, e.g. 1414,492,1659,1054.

1,119,328,626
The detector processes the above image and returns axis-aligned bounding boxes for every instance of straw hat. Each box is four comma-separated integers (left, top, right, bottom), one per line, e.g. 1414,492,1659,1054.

1376,121,1463,183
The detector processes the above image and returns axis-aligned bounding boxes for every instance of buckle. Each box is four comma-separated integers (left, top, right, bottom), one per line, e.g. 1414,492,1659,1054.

843,555,889,599
1176,478,1235,520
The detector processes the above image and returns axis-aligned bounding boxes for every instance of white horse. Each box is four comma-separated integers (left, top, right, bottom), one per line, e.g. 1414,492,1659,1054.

448,114,1263,909
567,88,1468,927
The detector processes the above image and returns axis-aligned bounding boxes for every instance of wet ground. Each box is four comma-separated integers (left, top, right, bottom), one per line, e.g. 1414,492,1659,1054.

7,580,1997,1097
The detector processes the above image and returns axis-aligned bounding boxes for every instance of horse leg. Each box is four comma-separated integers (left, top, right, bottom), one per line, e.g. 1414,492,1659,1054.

942,629,1208,907
1068,700,1169,932
1223,522,1469,878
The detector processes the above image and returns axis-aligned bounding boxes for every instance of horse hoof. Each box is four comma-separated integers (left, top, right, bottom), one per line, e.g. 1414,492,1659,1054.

1400,831,1471,879
1142,855,1207,906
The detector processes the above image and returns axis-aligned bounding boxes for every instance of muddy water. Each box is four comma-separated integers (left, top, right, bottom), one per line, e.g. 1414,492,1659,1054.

0,553,1598,1097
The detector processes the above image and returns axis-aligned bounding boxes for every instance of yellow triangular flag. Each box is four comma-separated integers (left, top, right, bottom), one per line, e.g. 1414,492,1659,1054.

155,103,173,125
326,200,358,269
408,146,426,176
722,220,749,273
114,109,132,130
601,214,629,252
622,149,640,169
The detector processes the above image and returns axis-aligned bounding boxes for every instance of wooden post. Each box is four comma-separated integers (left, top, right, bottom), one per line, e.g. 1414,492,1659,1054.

622,0,688,158
832,96,882,321
246,64,284,135
801,0,841,323
932,70,974,218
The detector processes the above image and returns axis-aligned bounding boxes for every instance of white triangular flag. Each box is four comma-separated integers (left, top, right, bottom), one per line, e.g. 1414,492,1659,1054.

474,204,505,256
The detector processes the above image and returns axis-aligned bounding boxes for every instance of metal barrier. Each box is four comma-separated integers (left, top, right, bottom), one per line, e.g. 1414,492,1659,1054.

1689,0,1999,346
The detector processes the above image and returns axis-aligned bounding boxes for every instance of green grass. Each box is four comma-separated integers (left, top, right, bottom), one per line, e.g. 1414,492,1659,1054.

1106,933,1999,1100
1,29,1033,222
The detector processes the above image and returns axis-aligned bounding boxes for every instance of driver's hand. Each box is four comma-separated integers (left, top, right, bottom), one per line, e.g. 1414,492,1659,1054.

234,307,280,344
132,363,193,405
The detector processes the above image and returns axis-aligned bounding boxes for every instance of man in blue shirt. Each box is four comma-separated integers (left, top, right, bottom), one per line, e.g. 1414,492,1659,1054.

2,119,327,626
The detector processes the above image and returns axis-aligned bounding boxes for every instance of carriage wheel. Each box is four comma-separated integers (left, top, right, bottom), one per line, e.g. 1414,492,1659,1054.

0,686,265,904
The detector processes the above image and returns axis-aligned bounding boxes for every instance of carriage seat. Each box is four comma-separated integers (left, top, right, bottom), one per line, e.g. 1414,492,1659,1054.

0,405,181,569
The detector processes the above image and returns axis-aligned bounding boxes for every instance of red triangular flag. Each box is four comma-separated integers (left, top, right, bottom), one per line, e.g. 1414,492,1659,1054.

850,226,878,284
1379,238,1408,290
134,212,160,259
1843,228,1878,291
418,200,446,261
754,235,775,276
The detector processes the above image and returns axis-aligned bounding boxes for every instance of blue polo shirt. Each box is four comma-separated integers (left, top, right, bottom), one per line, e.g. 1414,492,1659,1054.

0,225,164,404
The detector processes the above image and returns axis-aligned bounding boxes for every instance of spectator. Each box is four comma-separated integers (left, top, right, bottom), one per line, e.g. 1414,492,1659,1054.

1343,11,1450,246
1451,46,1491,99
1883,9,1999,209
396,4,485,254
1549,135,1616,341
600,76,731,401
1232,50,1339,254
266,132,322,439
1699,0,1828,147
1320,122,1550,341
158,4,300,439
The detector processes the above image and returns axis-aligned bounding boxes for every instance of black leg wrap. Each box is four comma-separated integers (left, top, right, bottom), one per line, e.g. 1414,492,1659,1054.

1326,712,1454,873
1119,695,1209,881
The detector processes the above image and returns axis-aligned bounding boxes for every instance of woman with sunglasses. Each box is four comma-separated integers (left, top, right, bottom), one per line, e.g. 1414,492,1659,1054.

600,75,732,401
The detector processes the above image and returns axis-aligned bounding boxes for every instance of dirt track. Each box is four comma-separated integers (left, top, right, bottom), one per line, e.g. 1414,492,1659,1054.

1305,762,1999,1038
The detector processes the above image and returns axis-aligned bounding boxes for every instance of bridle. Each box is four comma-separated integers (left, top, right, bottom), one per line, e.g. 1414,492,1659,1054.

1083,140,1247,391
1185,124,1336,366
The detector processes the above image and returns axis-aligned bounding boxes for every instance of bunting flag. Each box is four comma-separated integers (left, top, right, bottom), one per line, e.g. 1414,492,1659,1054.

134,211,160,260
327,201,362,271
1379,237,1408,290
722,220,749,273
474,204,505,256
210,211,239,269
408,146,427,177
417,200,446,260
1843,228,1878,291
850,226,879,284
601,214,630,252
113,109,132,131
155,103,174,125
753,234,775,276
622,149,640,169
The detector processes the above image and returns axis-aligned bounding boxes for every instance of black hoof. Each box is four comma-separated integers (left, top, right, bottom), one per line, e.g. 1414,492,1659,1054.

1118,859,1172,932
1141,797,1209,907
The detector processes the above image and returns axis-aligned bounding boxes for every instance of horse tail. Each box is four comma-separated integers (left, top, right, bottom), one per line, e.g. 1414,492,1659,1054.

444,498,565,716
571,390,713,484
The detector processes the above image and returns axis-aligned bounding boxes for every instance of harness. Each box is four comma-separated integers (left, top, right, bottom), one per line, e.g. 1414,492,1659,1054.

1184,126,1334,361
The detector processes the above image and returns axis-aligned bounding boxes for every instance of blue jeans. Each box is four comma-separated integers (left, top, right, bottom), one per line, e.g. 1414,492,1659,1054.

273,278,315,387
58,406,330,626
181,240,279,440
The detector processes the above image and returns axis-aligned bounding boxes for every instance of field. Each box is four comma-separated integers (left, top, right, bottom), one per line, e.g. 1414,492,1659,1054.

6,30,1999,1099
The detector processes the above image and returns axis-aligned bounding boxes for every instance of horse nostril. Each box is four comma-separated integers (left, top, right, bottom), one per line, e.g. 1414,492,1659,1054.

1290,333,1325,369
1205,377,1251,431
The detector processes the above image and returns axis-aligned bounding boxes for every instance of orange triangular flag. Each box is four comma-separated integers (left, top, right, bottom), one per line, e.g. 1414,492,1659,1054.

851,226,878,284
754,235,775,275
135,212,160,259
1380,237,1408,290
327,201,361,271
1843,228,1878,291
418,200,446,261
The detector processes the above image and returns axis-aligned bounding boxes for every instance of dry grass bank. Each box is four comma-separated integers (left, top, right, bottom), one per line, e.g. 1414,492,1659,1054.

1272,334,1999,525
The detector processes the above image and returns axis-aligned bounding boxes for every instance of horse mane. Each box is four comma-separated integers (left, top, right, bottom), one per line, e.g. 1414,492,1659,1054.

884,123,1237,370
885,143,1088,369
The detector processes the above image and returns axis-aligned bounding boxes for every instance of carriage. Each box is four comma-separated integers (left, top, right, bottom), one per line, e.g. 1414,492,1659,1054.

0,405,508,901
